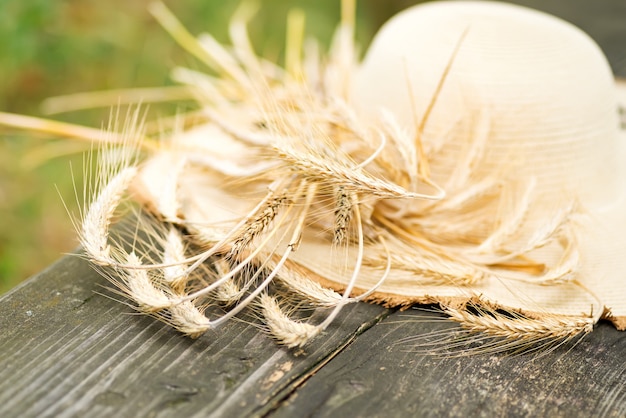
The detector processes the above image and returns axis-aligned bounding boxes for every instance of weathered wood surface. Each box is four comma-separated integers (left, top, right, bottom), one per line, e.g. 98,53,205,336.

2,1,626,417
2,255,625,418
275,312,626,418
0,255,388,418
1,258,625,418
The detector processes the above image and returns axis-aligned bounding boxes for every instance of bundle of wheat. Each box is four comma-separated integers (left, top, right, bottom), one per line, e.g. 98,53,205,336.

2,0,625,353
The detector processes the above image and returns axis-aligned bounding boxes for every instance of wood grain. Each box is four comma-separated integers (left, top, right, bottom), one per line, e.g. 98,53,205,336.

273,309,626,418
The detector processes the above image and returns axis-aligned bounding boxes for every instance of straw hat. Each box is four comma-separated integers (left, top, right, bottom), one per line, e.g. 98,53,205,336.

291,0,626,330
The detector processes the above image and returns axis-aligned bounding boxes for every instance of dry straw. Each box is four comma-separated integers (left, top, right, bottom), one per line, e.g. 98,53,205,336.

1,0,625,353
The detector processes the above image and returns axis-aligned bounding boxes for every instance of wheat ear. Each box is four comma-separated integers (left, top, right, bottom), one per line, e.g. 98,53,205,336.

124,252,172,312
439,304,594,355
168,301,211,338
212,259,243,307
227,192,288,260
161,227,211,337
80,166,137,266
162,227,189,292
333,186,352,245
315,193,364,331
444,306,593,340
273,260,343,307
274,141,441,200
259,294,320,348
364,250,487,286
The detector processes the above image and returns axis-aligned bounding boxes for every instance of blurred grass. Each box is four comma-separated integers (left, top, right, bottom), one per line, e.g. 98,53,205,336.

0,0,421,293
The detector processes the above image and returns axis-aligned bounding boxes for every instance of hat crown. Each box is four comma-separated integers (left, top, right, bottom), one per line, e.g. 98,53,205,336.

354,1,621,206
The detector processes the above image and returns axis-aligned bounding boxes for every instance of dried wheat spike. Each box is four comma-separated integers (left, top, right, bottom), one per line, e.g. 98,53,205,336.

168,301,211,338
442,304,594,354
258,294,321,348
273,140,435,200
162,226,189,292
333,186,353,245
226,192,288,260
365,251,487,286
124,252,171,313
159,226,212,337
274,261,343,307
212,259,243,307
80,166,138,266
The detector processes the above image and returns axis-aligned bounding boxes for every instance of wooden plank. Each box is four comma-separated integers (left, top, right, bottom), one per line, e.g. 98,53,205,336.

2,258,624,418
273,309,626,417
0,255,389,418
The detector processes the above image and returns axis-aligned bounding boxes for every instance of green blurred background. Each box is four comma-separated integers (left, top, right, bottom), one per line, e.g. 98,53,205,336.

0,0,424,293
